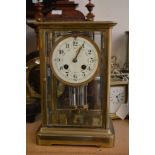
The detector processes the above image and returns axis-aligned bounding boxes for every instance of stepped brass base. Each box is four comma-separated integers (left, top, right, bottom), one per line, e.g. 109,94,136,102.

36,119,114,147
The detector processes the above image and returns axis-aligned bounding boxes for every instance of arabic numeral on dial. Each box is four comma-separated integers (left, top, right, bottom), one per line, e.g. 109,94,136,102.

88,50,92,54
73,41,78,46
73,74,77,78
54,58,60,62
66,72,69,76
88,66,91,71
59,50,64,55
66,43,69,48
82,43,85,48
60,66,63,70
90,58,96,63
82,72,85,77
73,74,77,81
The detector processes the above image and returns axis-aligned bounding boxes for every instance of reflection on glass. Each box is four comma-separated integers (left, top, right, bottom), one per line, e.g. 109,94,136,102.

46,31,104,128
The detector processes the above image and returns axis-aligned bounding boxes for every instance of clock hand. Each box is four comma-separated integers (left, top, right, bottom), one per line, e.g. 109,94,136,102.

116,96,119,102
116,94,120,102
72,43,84,63
116,93,124,102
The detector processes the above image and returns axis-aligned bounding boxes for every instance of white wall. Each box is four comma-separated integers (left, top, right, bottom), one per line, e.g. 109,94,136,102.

27,0,129,67
73,0,129,67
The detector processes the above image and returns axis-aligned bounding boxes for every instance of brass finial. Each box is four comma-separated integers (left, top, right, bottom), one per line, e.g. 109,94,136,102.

85,0,95,21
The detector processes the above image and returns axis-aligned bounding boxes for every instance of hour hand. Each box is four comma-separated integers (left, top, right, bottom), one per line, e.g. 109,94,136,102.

116,96,119,102
72,43,84,63
116,94,120,102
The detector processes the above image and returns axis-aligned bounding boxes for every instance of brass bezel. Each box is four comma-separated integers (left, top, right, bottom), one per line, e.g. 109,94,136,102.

49,35,100,86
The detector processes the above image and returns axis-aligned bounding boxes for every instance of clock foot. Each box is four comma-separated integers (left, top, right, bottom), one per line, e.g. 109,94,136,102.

36,117,114,147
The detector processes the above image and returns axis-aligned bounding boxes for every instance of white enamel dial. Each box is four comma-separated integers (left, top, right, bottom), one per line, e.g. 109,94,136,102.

110,86,126,113
51,36,99,86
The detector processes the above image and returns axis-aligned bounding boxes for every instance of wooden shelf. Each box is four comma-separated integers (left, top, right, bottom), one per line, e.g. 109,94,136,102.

26,115,129,155
111,80,128,86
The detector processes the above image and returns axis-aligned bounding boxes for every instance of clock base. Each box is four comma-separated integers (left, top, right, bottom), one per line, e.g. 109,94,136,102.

36,118,114,147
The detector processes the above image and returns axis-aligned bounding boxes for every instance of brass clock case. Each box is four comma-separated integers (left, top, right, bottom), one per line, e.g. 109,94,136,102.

27,21,117,147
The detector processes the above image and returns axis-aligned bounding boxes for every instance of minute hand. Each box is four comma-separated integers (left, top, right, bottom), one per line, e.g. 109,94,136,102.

72,44,84,63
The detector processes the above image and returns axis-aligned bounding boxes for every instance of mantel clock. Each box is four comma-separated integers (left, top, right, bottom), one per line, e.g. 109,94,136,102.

28,21,116,147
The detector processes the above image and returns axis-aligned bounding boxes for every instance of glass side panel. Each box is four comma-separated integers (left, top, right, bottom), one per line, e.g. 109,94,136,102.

44,30,105,128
